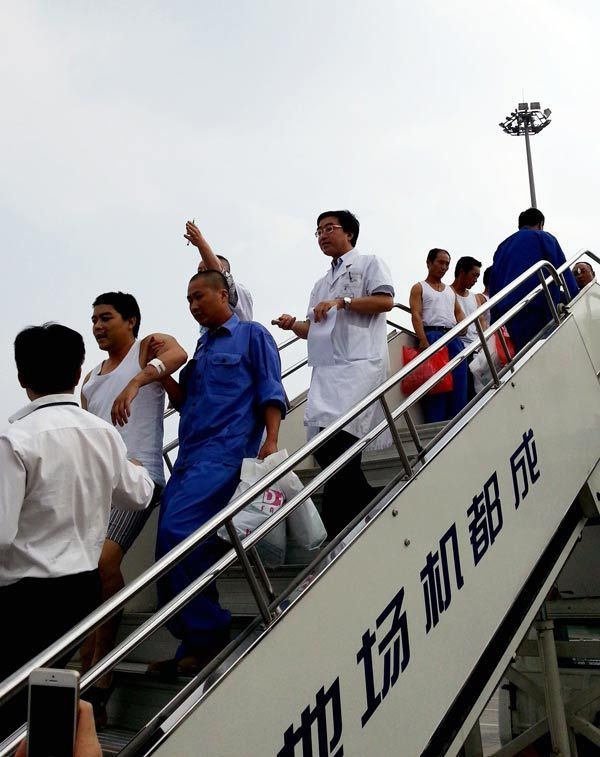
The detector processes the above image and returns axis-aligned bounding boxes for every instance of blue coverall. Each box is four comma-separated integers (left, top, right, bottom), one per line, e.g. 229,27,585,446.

156,314,286,655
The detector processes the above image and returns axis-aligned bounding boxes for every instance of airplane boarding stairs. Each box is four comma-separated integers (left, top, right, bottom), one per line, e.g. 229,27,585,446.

2,257,600,756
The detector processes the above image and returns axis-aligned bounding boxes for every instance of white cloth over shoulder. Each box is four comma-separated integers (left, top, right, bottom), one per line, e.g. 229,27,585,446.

304,248,394,444
0,394,154,586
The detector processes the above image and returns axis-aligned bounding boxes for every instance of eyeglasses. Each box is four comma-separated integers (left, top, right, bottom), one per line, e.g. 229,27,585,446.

315,224,343,238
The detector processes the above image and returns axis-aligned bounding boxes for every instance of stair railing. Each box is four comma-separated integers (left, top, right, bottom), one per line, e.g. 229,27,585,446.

0,254,593,756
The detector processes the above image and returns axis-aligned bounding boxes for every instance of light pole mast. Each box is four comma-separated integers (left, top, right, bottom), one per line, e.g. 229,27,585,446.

499,102,552,209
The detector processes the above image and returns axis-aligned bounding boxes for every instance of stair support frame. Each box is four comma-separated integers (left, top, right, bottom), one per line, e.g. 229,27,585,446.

223,520,273,626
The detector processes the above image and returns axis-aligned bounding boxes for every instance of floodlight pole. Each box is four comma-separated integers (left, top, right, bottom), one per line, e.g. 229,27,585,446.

522,116,537,208
499,102,551,209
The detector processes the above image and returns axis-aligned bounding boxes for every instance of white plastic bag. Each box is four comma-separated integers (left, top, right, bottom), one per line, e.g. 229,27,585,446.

469,340,502,394
218,455,287,567
277,467,327,551
470,329,516,394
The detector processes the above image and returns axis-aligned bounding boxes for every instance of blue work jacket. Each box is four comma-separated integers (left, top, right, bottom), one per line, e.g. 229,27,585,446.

174,314,286,469
489,228,578,321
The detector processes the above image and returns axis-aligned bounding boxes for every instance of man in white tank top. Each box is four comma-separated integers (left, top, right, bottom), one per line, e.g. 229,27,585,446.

409,249,468,423
451,256,482,399
80,291,187,725
184,219,253,322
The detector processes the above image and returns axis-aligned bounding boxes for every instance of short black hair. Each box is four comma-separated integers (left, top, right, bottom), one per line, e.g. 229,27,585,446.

316,210,360,245
93,292,141,338
426,248,450,264
15,323,85,395
518,208,545,229
454,256,482,277
189,269,230,292
483,266,492,288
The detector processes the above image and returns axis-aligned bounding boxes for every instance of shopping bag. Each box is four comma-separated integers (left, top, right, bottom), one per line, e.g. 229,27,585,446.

276,452,327,551
218,453,287,567
401,345,453,396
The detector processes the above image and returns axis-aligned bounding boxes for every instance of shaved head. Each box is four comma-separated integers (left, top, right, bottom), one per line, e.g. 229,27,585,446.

189,270,230,292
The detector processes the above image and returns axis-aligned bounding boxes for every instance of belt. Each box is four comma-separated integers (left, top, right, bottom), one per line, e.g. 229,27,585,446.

424,326,452,333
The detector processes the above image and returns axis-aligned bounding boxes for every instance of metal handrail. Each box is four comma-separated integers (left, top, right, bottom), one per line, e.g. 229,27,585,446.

0,258,585,754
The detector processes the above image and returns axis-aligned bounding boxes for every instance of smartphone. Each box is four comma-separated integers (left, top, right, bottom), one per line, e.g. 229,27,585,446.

27,668,79,757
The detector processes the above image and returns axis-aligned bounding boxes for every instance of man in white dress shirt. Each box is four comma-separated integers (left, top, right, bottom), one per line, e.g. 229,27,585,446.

0,323,154,686
274,210,394,536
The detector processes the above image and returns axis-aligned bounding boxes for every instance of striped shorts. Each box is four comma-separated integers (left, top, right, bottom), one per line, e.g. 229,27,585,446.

106,484,163,553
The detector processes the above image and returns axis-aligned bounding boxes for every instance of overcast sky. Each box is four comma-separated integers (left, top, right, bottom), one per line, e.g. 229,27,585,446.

1,0,598,422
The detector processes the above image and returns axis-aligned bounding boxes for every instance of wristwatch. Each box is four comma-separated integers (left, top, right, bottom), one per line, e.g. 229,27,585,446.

343,296,352,310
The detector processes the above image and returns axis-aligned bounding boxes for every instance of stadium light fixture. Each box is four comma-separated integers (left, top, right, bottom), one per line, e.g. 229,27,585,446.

498,101,552,208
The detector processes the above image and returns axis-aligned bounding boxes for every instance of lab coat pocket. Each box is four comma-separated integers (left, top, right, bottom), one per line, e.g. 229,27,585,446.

338,271,363,298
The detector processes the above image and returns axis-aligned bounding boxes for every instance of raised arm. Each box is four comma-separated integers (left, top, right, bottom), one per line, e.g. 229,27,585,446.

409,283,429,351
184,220,223,272
111,334,187,426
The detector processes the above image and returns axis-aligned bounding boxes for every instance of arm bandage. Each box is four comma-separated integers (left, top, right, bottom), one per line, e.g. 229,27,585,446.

148,358,166,376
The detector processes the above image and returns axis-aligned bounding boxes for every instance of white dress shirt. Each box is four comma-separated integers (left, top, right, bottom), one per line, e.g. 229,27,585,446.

233,280,254,322
304,248,395,441
0,393,154,586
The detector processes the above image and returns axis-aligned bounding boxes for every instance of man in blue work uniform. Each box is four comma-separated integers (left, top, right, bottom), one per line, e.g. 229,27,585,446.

489,208,578,352
149,270,286,677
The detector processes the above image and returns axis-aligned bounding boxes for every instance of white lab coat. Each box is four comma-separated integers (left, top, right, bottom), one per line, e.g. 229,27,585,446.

304,248,394,444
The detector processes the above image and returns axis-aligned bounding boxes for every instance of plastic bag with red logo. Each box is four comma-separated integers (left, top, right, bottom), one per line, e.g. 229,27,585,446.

218,453,288,566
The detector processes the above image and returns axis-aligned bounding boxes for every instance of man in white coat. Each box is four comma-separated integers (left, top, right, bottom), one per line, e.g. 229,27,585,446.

274,210,394,536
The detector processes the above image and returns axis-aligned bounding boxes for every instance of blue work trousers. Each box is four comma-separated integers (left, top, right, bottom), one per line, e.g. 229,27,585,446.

422,331,468,423
156,461,240,653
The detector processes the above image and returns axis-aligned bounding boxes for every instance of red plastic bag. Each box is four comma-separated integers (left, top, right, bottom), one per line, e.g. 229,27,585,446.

401,345,454,396
494,327,515,366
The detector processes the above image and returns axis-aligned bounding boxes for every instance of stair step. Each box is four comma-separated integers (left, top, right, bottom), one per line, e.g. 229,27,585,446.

98,726,138,756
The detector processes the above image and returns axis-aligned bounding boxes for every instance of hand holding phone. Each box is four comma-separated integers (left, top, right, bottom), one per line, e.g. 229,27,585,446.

26,668,79,757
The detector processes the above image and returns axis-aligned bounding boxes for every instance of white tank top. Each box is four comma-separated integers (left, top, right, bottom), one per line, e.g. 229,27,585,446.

455,289,479,345
421,281,456,329
82,341,166,485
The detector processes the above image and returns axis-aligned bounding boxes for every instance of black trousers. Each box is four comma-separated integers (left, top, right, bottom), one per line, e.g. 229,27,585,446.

313,429,378,538
0,569,101,738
